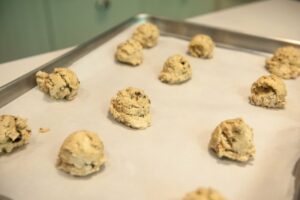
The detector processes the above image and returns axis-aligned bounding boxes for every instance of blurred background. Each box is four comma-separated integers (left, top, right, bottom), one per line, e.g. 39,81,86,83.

0,0,259,64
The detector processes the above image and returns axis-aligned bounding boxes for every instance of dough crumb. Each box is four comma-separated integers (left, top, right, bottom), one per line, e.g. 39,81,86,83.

188,34,215,59
57,130,106,176
39,127,50,133
0,115,31,154
209,118,255,162
36,68,80,100
266,46,300,79
132,23,159,48
183,187,227,200
109,87,151,129
249,74,287,109
159,54,192,84
115,39,143,66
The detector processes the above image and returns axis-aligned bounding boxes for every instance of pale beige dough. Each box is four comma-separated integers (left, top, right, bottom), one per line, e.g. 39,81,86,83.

249,74,287,109
36,68,80,100
0,115,31,154
183,188,227,200
57,130,106,177
209,118,255,162
115,39,143,66
159,54,192,84
109,87,151,129
132,23,159,48
188,34,215,59
266,46,300,79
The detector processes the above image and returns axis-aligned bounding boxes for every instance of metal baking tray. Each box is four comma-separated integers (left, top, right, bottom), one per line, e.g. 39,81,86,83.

1,14,300,108
0,14,300,200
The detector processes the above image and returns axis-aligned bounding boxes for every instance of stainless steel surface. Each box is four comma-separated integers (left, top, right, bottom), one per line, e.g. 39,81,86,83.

1,13,300,109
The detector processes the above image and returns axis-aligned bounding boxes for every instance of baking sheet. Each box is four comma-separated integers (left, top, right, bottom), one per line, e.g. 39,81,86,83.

0,24,300,200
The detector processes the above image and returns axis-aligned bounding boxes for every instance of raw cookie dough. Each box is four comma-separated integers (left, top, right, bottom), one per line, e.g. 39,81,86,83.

0,115,31,154
115,39,143,66
57,130,106,176
109,87,151,129
249,75,287,109
183,188,227,200
188,34,215,59
209,118,255,162
132,23,159,48
266,46,300,79
36,68,80,100
159,54,192,84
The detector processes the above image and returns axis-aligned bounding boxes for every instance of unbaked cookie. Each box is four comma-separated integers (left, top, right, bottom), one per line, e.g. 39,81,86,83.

115,39,143,66
249,75,287,109
266,46,300,79
188,34,215,59
36,68,80,100
159,54,192,84
0,115,31,154
109,87,151,129
209,118,255,162
57,130,106,176
183,188,227,200
132,23,159,48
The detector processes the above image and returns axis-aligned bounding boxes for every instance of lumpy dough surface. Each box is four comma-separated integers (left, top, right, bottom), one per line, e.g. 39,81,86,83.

0,115,31,154
209,118,255,162
183,188,227,200
159,54,192,84
109,87,151,129
57,130,106,176
188,34,215,59
266,46,300,79
132,23,159,48
249,74,287,109
36,68,80,100
115,39,143,66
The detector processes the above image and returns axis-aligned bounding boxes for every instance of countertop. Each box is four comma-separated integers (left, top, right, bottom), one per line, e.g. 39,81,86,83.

1,0,299,87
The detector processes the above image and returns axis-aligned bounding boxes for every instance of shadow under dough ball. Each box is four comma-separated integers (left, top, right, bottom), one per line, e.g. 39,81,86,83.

182,187,227,200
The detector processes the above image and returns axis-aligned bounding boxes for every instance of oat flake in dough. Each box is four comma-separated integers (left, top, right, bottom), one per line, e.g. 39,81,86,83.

183,187,227,200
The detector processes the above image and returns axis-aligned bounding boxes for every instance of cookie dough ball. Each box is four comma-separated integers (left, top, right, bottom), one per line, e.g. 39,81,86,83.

0,115,31,154
249,75,287,109
266,46,300,79
109,87,151,129
183,188,227,200
57,130,106,176
36,68,80,100
209,118,255,162
132,23,159,48
115,39,143,66
159,55,192,84
188,34,215,59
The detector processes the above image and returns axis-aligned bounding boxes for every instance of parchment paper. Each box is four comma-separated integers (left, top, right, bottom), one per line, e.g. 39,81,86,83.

0,25,300,200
